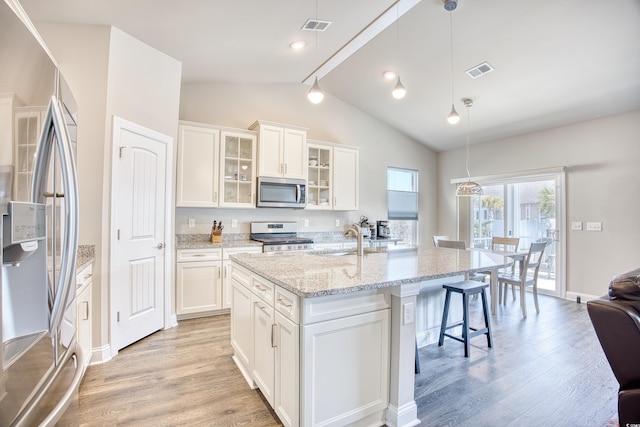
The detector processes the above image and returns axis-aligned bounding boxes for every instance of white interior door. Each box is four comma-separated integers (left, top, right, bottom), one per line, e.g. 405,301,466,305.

111,117,170,352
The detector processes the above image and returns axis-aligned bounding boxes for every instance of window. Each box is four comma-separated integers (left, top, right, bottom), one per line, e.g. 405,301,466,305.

387,167,418,246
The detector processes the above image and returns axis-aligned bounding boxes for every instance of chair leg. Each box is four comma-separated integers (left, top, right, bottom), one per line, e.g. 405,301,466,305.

502,283,509,305
462,293,470,357
511,284,516,300
415,338,421,374
533,283,540,313
498,282,503,305
520,284,527,318
480,289,493,348
438,290,452,346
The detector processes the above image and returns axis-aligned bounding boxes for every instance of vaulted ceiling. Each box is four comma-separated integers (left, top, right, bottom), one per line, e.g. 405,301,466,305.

20,0,640,151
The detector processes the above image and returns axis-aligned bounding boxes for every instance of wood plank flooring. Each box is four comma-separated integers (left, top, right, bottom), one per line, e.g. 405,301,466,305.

75,295,618,426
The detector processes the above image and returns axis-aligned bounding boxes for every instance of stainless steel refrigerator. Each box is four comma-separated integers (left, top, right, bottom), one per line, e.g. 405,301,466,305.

0,1,83,425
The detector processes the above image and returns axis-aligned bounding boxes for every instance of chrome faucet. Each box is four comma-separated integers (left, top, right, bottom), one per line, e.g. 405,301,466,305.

343,223,364,256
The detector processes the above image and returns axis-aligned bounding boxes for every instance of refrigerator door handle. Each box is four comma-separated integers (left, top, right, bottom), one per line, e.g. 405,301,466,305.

31,96,79,338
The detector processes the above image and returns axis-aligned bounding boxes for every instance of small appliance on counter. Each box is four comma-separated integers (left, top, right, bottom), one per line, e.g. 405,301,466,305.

376,220,390,239
358,215,372,239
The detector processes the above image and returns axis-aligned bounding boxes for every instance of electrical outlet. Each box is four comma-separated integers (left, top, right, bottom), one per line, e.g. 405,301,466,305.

231,219,238,228
335,219,340,227
403,302,414,325
304,219,309,227
188,218,195,228
571,221,582,231
586,222,602,231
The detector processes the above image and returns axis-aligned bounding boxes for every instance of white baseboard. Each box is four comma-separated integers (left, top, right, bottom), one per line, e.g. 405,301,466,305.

385,402,421,427
89,344,113,365
565,291,602,304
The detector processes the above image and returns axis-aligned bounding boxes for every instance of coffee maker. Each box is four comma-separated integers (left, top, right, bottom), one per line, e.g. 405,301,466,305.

376,220,390,238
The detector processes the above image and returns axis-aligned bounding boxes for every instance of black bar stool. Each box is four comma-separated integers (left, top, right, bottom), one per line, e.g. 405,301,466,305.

438,280,493,357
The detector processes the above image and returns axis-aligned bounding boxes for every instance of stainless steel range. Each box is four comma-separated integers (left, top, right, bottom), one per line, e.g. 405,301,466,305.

250,222,314,253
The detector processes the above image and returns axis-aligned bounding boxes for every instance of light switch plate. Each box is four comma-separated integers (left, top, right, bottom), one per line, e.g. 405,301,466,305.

231,219,238,228
403,302,414,325
304,219,309,227
335,219,340,227
188,218,195,228
586,222,602,231
571,221,582,231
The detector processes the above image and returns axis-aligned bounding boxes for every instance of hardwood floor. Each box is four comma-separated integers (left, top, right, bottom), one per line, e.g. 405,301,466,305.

76,295,618,426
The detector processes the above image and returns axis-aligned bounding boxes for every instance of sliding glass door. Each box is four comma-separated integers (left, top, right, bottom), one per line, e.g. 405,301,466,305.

465,170,565,297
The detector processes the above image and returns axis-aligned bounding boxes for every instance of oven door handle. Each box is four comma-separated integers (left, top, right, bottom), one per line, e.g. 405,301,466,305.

296,184,301,203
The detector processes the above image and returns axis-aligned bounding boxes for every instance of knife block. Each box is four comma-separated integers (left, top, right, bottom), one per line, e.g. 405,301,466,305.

210,229,222,243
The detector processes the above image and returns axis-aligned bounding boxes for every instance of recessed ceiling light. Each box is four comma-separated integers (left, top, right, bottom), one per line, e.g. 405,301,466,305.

383,71,397,80
290,41,306,50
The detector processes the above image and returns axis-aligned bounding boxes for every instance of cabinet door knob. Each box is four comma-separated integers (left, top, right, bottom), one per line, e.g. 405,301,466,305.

156,243,165,249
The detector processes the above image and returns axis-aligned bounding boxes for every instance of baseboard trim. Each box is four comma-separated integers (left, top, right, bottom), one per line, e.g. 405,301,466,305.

89,344,113,365
385,402,420,427
565,291,602,304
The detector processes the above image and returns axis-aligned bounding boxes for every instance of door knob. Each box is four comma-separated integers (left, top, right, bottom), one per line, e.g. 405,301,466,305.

156,243,165,249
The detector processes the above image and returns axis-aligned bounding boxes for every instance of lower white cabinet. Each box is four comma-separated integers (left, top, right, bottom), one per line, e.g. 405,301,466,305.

230,261,390,427
76,262,93,370
176,246,261,319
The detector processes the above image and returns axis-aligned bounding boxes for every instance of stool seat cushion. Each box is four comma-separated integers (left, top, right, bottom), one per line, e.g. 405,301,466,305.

443,280,489,293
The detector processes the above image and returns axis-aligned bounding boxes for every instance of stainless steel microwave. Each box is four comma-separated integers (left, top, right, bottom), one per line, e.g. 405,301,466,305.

256,177,306,208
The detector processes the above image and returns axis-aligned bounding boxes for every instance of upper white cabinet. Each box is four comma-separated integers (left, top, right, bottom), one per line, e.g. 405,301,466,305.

14,106,45,201
176,122,256,208
333,146,359,211
250,120,307,180
219,130,257,207
307,139,359,211
176,123,219,207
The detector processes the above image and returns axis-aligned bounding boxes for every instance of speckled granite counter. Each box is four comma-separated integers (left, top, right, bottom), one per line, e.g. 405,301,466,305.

230,246,511,298
77,244,95,271
175,234,262,250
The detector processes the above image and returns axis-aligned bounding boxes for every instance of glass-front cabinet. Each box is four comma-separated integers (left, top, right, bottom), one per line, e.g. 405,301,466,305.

14,107,45,201
220,130,256,207
307,142,333,209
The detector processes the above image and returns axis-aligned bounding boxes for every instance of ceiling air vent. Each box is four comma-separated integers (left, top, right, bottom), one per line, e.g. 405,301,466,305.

465,62,494,79
302,19,332,31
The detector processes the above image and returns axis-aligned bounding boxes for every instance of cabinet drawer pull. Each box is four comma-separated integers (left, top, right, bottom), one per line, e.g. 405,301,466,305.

82,301,89,320
271,324,277,348
192,254,206,257
254,284,268,293
277,297,293,308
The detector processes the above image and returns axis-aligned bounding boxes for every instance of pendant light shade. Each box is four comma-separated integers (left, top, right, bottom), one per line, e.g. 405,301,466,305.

308,76,324,104
392,77,406,99
456,98,483,197
447,105,460,124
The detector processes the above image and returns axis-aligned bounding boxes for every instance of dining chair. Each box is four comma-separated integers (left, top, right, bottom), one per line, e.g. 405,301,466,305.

436,239,466,249
489,237,520,301
433,235,450,247
497,241,547,317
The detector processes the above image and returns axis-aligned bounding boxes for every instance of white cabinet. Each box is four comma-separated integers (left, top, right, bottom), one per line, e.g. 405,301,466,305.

76,262,93,370
219,130,257,208
176,246,262,319
176,124,219,207
222,246,262,309
250,120,307,180
333,146,359,211
306,140,359,211
230,262,389,427
176,122,256,208
14,106,45,201
175,249,223,317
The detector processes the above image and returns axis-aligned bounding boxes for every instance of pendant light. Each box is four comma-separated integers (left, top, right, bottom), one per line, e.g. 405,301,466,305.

391,4,406,99
446,6,460,125
456,98,484,197
307,0,324,104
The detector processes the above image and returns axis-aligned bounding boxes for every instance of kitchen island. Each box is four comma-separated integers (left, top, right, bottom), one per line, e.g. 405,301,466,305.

229,246,510,427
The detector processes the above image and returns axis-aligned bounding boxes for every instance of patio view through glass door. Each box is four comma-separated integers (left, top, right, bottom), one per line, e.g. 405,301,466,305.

469,173,564,297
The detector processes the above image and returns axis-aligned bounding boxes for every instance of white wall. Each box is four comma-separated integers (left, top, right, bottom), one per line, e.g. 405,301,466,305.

437,110,640,298
179,82,437,241
36,23,182,354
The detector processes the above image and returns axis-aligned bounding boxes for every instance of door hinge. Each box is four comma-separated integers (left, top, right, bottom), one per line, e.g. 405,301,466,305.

119,146,125,158
117,311,120,322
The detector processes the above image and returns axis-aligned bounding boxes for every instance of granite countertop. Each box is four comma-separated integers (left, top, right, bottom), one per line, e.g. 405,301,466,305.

175,234,262,250
230,247,512,298
77,244,95,271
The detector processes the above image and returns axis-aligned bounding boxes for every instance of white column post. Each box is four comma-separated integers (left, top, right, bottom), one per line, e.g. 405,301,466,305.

386,282,421,427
